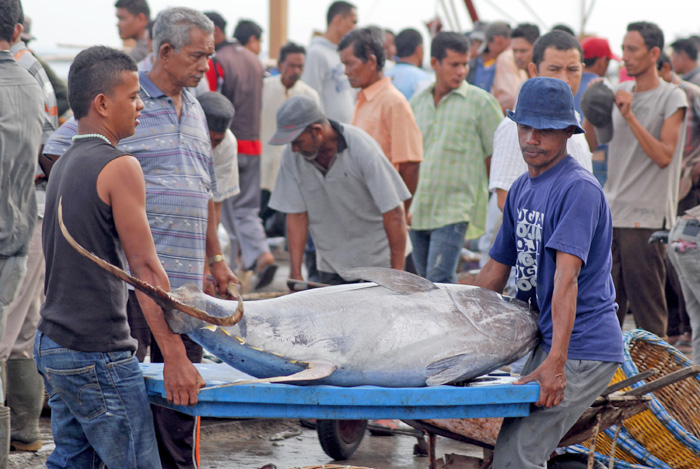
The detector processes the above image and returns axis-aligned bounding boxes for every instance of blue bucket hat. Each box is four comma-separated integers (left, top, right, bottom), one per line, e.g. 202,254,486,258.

507,77,585,134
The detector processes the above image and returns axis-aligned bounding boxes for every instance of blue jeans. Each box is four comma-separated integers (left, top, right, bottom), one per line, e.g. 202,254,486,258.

33,331,160,468
409,221,469,283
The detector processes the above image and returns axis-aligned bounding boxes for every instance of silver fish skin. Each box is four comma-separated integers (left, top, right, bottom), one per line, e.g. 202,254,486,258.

166,269,539,387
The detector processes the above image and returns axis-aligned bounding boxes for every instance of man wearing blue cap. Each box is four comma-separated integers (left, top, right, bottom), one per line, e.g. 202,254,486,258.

475,77,624,468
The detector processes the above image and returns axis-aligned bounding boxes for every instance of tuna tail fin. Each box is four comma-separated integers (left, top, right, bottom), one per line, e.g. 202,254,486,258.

57,197,243,327
210,360,337,387
339,267,438,294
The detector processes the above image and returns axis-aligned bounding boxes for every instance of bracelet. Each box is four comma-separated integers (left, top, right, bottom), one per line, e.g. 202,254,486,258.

207,254,226,266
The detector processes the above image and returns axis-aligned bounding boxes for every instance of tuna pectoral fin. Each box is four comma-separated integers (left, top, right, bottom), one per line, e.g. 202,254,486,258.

57,198,243,327
426,354,478,386
226,360,337,386
339,267,437,294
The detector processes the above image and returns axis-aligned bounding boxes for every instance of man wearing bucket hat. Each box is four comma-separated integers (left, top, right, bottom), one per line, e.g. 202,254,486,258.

476,77,624,468
268,95,410,284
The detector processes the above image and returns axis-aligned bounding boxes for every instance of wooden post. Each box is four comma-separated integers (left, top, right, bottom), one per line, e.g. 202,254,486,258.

269,0,288,60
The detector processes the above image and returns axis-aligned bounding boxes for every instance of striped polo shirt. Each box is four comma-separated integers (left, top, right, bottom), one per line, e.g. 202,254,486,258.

43,71,216,288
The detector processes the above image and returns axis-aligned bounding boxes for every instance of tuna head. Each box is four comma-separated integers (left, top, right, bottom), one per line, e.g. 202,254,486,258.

425,285,540,385
165,284,244,334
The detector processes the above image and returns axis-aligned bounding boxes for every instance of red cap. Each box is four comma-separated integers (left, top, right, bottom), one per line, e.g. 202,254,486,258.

581,37,621,61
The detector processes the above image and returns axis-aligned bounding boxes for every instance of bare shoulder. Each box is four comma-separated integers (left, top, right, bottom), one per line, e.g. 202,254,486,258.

97,154,144,204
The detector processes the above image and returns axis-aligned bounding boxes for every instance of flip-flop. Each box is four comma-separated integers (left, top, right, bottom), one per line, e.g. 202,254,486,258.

254,263,278,290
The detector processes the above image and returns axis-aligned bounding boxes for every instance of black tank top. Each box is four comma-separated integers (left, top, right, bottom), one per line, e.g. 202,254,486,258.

39,136,137,352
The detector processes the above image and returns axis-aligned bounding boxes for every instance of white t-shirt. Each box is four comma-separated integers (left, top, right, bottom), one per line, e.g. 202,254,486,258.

489,115,593,193
212,129,240,202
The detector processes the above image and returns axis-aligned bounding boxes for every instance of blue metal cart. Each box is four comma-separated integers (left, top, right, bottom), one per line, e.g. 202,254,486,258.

142,362,539,467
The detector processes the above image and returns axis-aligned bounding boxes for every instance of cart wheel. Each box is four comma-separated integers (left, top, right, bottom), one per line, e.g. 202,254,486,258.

548,453,606,469
316,419,367,460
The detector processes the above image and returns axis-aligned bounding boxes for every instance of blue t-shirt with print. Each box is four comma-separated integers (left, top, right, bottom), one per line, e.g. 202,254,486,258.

490,156,624,363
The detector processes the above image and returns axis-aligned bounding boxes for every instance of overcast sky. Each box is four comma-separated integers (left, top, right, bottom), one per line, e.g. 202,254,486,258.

22,0,700,60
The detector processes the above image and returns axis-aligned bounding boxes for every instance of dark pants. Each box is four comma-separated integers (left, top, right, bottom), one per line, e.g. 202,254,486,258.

127,292,202,469
666,254,691,337
611,228,668,337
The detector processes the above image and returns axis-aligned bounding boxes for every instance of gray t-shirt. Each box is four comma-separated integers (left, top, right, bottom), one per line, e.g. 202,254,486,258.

605,80,688,229
269,122,411,274
301,36,354,124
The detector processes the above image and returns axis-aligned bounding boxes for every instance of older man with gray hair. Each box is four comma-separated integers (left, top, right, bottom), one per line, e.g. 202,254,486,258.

43,7,236,468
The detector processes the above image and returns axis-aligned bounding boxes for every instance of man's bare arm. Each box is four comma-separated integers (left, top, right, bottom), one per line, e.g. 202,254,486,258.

397,161,420,213
616,90,685,168
383,205,407,270
98,155,203,406
516,251,581,408
474,258,511,293
286,212,309,281
582,118,599,152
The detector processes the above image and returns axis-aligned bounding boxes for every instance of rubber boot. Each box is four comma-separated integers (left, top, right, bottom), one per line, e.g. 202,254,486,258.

6,358,43,451
0,405,9,468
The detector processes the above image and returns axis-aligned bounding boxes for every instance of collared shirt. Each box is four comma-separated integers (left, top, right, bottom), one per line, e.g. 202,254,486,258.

260,75,320,191
11,41,58,144
43,71,216,288
352,76,423,170
410,81,503,236
386,62,433,101
0,51,43,257
269,122,410,274
489,114,593,194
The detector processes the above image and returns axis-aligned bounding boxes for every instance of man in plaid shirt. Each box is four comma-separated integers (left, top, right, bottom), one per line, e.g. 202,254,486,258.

409,31,503,283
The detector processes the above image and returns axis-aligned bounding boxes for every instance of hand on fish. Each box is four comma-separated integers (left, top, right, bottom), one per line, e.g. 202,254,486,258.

164,360,206,406
515,357,567,408
209,261,239,298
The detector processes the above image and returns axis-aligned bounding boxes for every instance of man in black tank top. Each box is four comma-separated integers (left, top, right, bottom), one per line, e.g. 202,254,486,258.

36,46,203,468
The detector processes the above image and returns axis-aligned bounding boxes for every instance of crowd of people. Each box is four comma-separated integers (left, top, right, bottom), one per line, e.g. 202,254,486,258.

1,0,700,467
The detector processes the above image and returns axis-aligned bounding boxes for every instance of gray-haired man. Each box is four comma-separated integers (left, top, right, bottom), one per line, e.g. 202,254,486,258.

43,8,236,468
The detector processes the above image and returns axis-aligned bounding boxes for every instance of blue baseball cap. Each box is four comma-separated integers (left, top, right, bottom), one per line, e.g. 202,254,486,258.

507,77,585,134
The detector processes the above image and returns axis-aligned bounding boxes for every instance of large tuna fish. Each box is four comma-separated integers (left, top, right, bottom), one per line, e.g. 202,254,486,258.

58,202,539,387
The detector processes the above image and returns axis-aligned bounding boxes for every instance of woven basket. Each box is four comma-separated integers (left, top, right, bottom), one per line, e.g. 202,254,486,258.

577,329,700,468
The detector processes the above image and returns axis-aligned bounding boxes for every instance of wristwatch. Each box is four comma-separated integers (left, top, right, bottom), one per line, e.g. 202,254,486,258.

207,254,226,266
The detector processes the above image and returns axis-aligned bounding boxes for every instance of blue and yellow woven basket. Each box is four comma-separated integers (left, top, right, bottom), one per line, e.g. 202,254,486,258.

569,329,700,468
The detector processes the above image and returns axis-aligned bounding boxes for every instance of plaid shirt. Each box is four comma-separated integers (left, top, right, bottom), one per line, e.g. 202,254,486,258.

409,81,502,236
